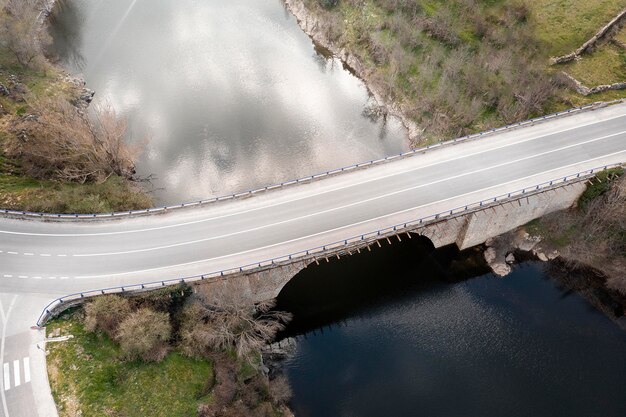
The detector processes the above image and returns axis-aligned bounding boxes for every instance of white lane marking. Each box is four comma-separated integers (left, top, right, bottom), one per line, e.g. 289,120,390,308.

2,275,11,278
23,253,34,256
2,364,8,391
0,295,16,417
75,150,626,279
23,358,30,383
13,360,19,388
33,277,41,280
57,254,67,257
72,132,625,258
3,114,626,238
40,254,51,257
6,252,17,255
59,276,69,280
18,276,27,279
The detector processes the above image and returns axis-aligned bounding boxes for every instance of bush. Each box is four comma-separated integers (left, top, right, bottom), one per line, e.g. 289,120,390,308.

8,98,141,183
179,280,292,361
83,295,131,340
0,0,51,69
269,375,292,405
117,308,172,362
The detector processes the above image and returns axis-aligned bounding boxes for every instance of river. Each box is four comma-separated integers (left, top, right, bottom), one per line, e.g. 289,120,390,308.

276,238,626,417
49,1,626,416
49,0,409,205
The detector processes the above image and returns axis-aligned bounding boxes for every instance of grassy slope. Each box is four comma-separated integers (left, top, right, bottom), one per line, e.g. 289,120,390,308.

47,313,212,417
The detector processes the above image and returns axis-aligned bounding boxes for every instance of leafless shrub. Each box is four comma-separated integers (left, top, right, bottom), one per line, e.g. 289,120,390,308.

0,0,51,69
269,375,292,405
179,281,292,362
8,97,142,183
83,295,131,340
117,308,172,362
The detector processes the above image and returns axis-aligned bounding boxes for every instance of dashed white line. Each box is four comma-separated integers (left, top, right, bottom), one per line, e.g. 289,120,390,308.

2,276,11,278
39,254,51,257
23,253,34,256
6,252,17,256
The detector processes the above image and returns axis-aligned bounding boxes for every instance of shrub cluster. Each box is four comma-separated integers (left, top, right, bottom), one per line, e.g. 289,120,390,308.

307,0,558,139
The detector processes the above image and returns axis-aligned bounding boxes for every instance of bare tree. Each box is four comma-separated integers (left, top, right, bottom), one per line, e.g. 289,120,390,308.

8,97,142,183
180,281,292,361
0,0,51,69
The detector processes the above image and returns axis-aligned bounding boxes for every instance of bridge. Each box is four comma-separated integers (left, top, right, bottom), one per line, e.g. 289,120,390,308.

0,101,625,416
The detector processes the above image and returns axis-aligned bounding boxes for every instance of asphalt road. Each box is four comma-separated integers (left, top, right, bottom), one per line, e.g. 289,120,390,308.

0,102,625,416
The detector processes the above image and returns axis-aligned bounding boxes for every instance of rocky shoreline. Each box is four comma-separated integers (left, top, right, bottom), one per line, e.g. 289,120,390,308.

483,227,626,329
283,0,423,144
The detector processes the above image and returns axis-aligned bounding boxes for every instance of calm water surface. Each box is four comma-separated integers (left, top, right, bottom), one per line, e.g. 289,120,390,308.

277,239,626,417
50,0,409,205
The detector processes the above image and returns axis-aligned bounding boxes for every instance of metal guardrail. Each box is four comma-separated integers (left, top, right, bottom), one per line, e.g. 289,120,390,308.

35,163,625,326
4,100,623,220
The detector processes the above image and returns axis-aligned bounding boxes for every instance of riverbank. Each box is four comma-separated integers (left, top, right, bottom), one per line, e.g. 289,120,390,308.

483,170,626,327
284,0,626,143
0,0,153,213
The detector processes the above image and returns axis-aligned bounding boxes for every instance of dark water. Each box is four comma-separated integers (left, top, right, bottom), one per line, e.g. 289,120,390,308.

49,0,409,205
277,238,626,417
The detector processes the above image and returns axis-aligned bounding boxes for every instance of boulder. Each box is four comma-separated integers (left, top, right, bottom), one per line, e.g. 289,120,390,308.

505,253,516,264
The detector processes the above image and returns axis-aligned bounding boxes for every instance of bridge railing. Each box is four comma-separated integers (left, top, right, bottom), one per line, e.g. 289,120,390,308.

35,163,625,326
6,100,624,220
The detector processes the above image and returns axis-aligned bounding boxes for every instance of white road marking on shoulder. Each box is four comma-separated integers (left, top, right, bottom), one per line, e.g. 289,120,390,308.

2,113,626,238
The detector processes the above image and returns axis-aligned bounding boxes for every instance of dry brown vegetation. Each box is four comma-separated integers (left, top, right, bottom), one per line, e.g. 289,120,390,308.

0,0,50,69
117,308,172,362
531,171,626,295
180,282,292,361
300,0,559,140
7,97,140,183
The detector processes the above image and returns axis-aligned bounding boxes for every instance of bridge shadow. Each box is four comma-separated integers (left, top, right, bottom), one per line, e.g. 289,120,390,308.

276,235,490,338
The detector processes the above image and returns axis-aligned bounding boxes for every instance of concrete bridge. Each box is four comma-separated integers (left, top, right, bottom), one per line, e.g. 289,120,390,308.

0,101,625,416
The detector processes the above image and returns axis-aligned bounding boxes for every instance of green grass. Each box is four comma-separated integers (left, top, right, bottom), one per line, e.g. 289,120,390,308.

0,174,153,213
531,0,625,56
559,43,626,86
47,313,212,417
578,168,624,209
